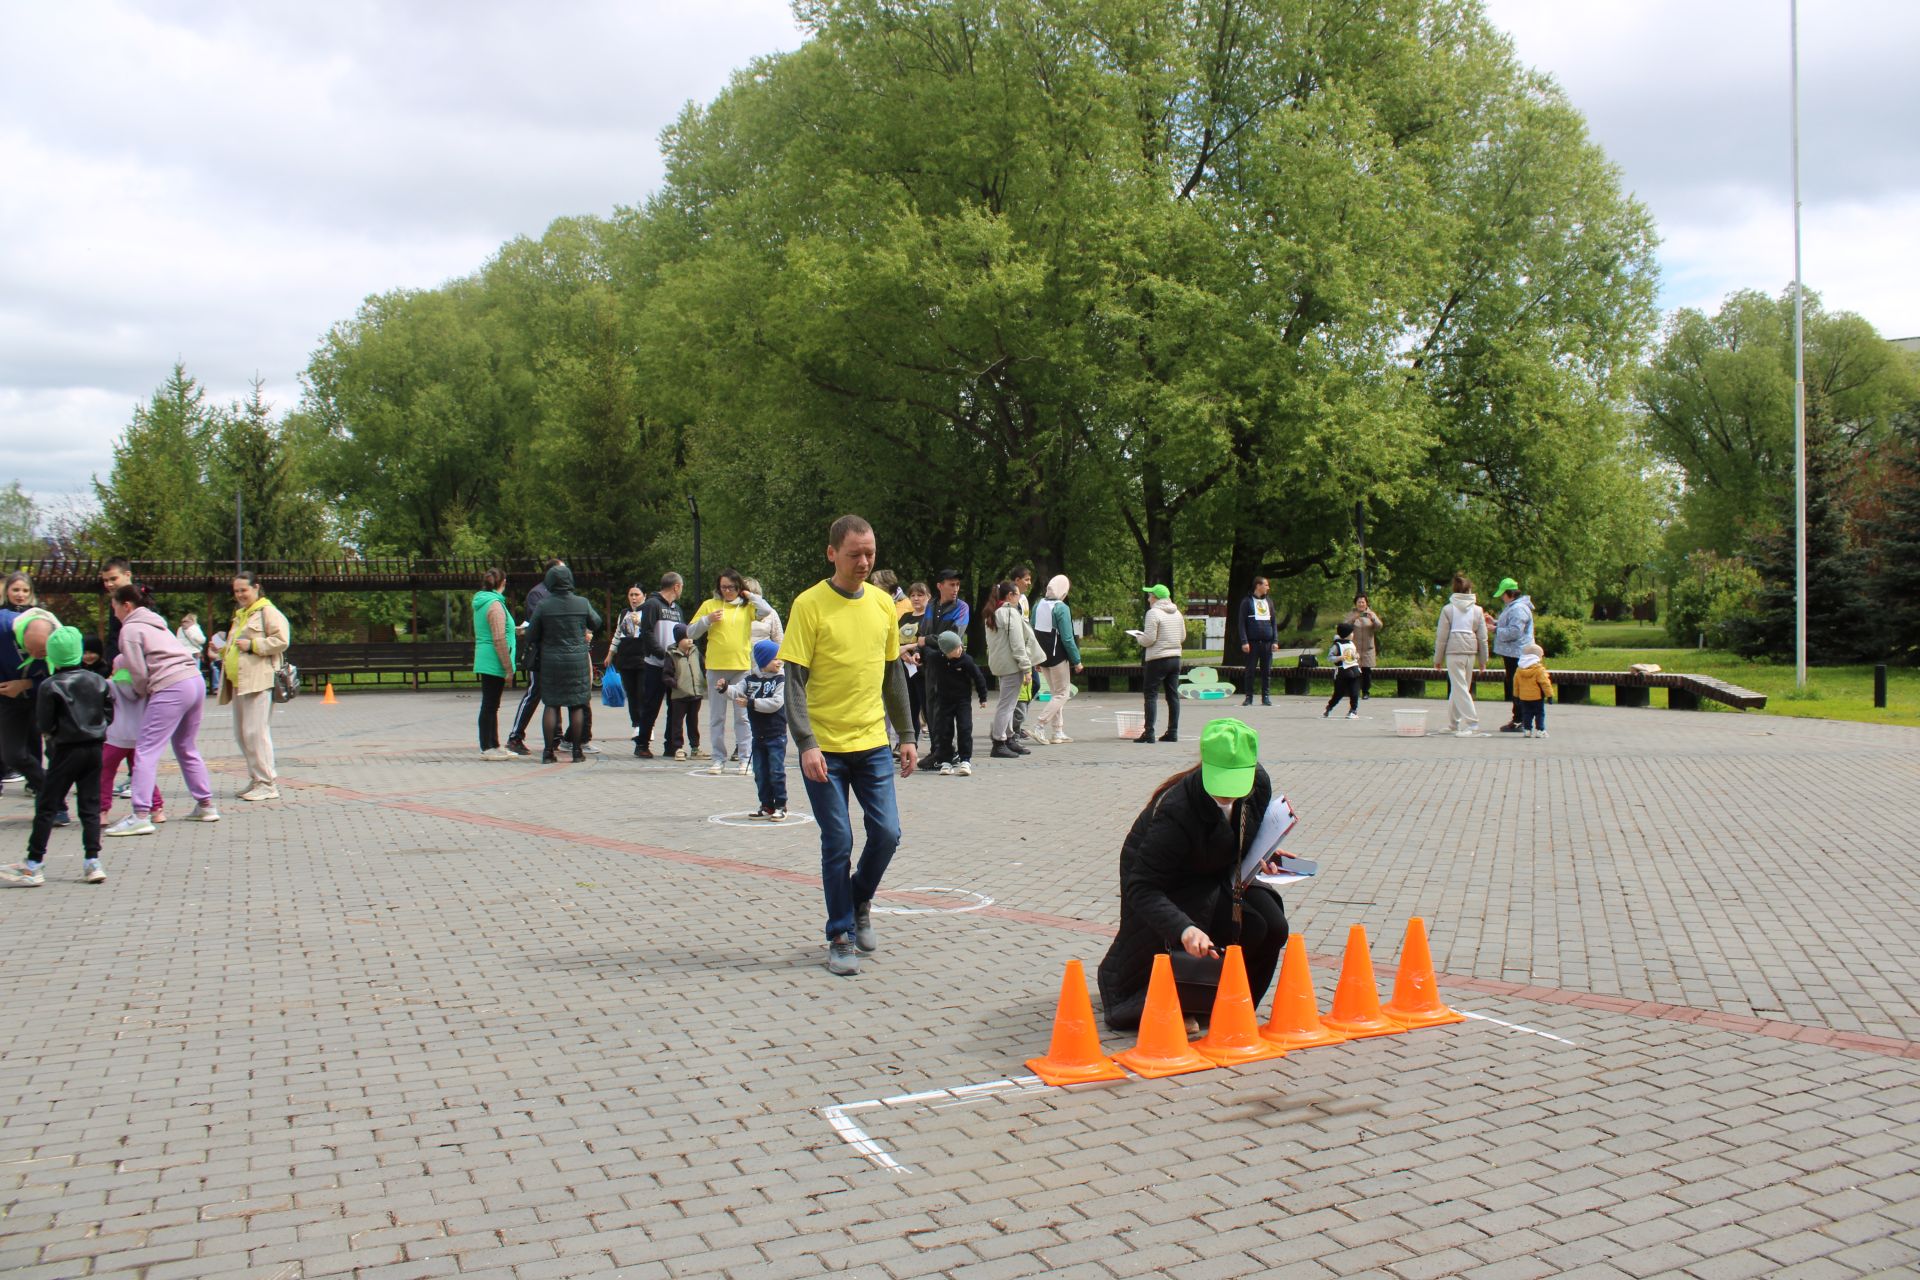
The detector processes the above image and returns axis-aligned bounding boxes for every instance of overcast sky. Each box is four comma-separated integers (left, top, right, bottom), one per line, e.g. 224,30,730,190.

3,0,1915,507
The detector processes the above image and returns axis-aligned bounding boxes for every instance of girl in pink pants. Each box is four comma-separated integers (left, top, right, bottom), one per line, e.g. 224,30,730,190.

100,668,163,821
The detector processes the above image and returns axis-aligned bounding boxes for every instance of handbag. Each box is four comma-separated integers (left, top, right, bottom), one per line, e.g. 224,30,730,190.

272,659,299,704
601,665,627,708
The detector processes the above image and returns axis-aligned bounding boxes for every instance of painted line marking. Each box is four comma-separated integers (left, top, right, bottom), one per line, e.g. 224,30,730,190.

706,811,815,828
821,1075,1049,1174
870,887,994,915
1458,1009,1582,1047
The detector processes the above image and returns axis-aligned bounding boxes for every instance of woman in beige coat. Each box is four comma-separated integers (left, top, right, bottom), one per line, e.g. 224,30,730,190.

220,571,292,800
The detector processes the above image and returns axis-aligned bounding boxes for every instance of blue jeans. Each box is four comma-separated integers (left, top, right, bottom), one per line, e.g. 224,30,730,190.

751,734,788,810
1518,699,1546,732
803,745,901,941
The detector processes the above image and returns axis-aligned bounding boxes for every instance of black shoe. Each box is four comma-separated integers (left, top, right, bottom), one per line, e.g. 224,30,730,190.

633,744,649,758
570,745,586,763
541,748,558,764
1009,739,1031,755
1158,733,1178,743
1499,722,1523,733
1133,733,1156,745
1323,707,1333,718
990,740,1020,759
50,810,71,827
1262,698,1273,706
505,740,531,757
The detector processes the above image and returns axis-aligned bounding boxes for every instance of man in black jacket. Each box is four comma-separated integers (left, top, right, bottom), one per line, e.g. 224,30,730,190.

634,572,684,758
1238,576,1277,706
505,559,562,755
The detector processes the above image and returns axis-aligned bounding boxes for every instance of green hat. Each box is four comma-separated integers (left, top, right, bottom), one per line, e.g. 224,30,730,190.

44,625,83,672
937,631,963,654
1494,577,1520,597
1199,718,1259,799
1142,584,1170,600
11,607,57,654
111,667,134,685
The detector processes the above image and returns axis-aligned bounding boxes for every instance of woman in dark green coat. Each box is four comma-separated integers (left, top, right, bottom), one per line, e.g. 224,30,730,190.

525,565,603,762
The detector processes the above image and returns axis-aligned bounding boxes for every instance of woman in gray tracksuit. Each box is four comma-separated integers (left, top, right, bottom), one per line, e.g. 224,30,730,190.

1432,574,1488,735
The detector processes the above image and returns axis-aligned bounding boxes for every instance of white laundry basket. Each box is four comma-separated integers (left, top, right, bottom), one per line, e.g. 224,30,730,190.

1115,709,1146,740
1394,709,1429,738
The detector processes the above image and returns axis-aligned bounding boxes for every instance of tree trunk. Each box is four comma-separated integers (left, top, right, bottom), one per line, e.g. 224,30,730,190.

1224,528,1264,660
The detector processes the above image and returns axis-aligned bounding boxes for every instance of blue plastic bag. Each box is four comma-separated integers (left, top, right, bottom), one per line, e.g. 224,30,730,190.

601,665,626,708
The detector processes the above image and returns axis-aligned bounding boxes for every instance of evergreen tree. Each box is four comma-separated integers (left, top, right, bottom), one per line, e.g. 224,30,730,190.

93,363,217,559
1728,430,1878,662
1865,431,1920,661
205,379,328,564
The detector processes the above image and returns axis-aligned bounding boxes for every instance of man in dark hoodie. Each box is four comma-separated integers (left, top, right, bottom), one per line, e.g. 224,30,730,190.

505,559,560,754
1,626,110,886
633,571,684,759
1238,576,1277,706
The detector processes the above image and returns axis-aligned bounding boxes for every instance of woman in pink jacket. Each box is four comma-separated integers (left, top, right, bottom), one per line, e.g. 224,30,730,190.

103,586,218,836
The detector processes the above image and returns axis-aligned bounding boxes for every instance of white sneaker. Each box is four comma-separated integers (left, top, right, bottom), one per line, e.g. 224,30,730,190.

581,742,602,755
707,761,725,776
1537,730,1548,739
673,748,688,761
480,747,515,760
185,802,221,822
113,779,133,799
953,761,973,777
734,759,751,776
83,859,106,884
105,814,155,837
1345,712,1359,720
1523,728,1533,738
242,783,279,801
1052,732,1073,744
1455,728,1477,738
937,762,954,776
769,808,787,822
0,862,44,886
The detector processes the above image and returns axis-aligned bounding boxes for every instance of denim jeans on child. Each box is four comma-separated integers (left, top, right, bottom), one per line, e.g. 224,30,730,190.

1518,698,1546,732
751,734,787,810
801,745,901,941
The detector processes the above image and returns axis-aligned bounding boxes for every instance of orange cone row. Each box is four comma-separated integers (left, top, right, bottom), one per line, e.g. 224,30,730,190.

1027,918,1464,1087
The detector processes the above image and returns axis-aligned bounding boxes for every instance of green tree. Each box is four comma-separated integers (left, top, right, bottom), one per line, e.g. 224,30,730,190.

206,379,330,565
93,363,218,559
0,482,40,562
1637,288,1919,558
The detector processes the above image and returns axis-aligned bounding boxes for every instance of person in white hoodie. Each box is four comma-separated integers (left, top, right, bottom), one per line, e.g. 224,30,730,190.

1431,573,1489,736
983,580,1038,759
1136,584,1186,745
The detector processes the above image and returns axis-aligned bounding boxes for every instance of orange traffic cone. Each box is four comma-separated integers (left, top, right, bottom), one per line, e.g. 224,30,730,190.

1382,918,1466,1029
322,680,337,704
1193,946,1288,1066
1026,960,1127,1086
1320,925,1405,1039
1113,954,1215,1079
1260,936,1349,1050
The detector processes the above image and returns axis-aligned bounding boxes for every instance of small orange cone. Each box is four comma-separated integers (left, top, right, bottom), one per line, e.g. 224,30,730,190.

1026,960,1127,1086
1193,946,1288,1066
1320,925,1405,1039
1112,954,1215,1079
1260,936,1350,1050
1382,917,1467,1029
322,680,337,704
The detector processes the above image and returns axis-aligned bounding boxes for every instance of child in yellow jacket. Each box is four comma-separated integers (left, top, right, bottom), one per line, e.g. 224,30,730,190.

1512,642,1554,738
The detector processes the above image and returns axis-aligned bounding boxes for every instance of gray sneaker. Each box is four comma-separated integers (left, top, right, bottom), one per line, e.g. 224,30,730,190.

185,802,221,823
853,901,877,954
826,933,861,976
104,813,156,837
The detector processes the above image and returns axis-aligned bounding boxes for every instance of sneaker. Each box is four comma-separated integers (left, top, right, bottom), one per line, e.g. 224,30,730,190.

826,933,861,977
105,814,155,837
504,740,531,757
1241,698,1253,706
481,747,515,760
672,748,687,761
1346,711,1359,720
83,859,106,884
1523,727,1533,738
0,772,23,785
242,783,279,801
734,759,750,776
1455,728,1477,738
0,862,44,887
749,806,773,820
1323,707,1332,718
853,900,878,953
1537,730,1549,739
50,810,70,827
581,742,602,755
768,808,787,821
990,741,1019,759
1183,1015,1202,1037
953,761,973,777
1499,722,1523,734
1262,698,1273,706
707,761,725,776
113,779,133,799
151,809,167,824
1053,732,1073,744
186,802,221,823
937,762,954,776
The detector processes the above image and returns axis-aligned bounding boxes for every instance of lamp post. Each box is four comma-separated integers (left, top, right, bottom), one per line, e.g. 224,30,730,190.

1791,0,1807,690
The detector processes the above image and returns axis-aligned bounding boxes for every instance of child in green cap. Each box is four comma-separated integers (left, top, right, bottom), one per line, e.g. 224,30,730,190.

1,625,113,887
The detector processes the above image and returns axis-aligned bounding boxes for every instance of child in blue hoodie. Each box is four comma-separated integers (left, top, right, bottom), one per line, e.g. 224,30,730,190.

733,639,789,820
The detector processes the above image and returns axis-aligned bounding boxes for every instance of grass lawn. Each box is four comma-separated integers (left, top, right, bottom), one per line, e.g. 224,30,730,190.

1583,620,1668,648
1541,647,1920,728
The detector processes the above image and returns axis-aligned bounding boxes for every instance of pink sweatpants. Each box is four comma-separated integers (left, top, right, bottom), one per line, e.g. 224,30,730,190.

100,743,163,817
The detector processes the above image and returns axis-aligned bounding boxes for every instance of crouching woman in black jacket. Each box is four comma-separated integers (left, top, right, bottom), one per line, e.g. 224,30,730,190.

1097,718,1288,1032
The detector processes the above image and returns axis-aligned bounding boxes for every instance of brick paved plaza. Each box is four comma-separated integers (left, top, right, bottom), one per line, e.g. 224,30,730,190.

3,689,1917,1278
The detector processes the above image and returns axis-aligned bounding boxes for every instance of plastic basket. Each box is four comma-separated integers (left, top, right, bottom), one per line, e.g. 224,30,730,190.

1394,709,1429,738
1115,709,1146,739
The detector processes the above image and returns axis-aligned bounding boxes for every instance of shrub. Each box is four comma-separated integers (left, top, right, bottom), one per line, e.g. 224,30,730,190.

1666,550,1761,648
1531,614,1587,658
1380,594,1441,661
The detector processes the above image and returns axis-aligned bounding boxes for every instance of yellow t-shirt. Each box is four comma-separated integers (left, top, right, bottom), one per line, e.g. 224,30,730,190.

690,596,759,671
778,579,900,753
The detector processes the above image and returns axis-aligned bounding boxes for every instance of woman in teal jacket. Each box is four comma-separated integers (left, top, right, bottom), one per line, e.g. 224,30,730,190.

472,568,517,758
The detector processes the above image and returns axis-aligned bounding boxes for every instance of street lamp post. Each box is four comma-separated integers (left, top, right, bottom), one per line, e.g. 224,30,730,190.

1791,0,1807,690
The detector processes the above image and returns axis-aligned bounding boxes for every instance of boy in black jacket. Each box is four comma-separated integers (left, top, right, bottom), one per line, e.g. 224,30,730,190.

925,632,988,777
1,626,111,887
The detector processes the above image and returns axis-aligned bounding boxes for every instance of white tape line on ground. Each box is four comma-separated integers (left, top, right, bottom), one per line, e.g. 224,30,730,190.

870,887,994,915
824,1075,1049,1174
706,811,815,828
1457,1009,1581,1047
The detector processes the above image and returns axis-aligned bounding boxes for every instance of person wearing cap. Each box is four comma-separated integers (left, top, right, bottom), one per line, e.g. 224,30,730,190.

1096,719,1289,1032
1135,584,1186,745
924,630,987,776
1490,577,1534,732
0,602,60,806
1,626,112,887
732,639,790,819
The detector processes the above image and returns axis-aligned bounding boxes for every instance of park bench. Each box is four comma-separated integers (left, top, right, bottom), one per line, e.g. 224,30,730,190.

1077,661,1766,711
293,642,493,691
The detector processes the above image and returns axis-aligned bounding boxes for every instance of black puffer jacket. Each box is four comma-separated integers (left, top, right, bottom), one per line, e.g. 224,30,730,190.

37,668,113,745
1096,763,1274,1012
524,566,602,708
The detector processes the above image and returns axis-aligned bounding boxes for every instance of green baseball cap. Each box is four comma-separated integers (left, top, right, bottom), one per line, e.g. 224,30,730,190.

1493,577,1520,597
44,625,83,672
1142,584,1170,600
1199,718,1259,799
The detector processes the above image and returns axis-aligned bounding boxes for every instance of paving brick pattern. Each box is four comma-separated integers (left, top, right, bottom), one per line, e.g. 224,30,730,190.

2,689,1916,1277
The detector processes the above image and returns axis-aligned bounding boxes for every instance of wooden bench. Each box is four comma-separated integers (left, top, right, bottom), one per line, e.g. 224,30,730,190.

294,642,496,691
1078,661,1766,711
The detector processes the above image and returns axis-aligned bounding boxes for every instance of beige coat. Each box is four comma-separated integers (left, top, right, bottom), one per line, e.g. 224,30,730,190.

1344,607,1384,666
1138,597,1186,661
218,601,292,702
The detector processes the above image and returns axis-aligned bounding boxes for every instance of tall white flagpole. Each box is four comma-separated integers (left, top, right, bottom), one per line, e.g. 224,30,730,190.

1791,0,1807,689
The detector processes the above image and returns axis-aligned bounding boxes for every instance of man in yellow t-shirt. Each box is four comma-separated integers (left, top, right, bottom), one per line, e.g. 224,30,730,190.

778,514,916,977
